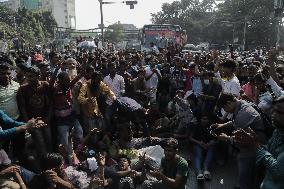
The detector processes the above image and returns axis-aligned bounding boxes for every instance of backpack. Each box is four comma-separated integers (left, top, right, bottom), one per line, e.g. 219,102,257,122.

250,103,275,139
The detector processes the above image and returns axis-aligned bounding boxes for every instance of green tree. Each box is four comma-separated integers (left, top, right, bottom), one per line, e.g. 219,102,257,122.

151,0,277,48
0,5,57,45
104,22,124,42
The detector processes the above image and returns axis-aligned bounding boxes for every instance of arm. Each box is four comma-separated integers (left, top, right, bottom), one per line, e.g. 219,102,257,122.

70,73,84,88
78,84,88,105
256,147,284,180
0,126,27,140
100,82,116,101
15,172,27,189
120,77,125,96
16,88,29,122
265,77,284,98
214,72,225,89
49,67,60,87
0,110,25,129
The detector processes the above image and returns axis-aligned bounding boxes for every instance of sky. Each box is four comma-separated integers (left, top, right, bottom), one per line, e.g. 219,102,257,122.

75,0,176,30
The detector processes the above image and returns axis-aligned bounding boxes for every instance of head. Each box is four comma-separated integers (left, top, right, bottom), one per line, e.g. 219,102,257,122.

221,59,237,78
175,90,185,98
108,62,117,77
26,66,41,85
85,65,95,80
163,138,178,160
0,62,12,87
272,96,284,135
149,59,157,69
202,71,214,85
37,62,51,77
16,63,29,80
217,93,238,113
42,153,64,173
90,71,103,94
175,57,183,69
65,58,77,70
57,72,71,89
117,155,131,171
252,73,266,91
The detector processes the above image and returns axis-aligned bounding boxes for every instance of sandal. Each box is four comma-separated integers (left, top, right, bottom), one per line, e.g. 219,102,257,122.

203,170,212,180
197,173,205,181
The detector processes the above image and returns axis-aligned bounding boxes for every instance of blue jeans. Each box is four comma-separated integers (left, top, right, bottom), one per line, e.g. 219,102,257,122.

20,167,36,184
194,144,214,173
105,104,117,132
237,156,256,189
57,118,83,155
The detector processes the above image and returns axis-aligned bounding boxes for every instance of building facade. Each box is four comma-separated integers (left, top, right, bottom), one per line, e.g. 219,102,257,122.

0,0,76,29
0,0,21,11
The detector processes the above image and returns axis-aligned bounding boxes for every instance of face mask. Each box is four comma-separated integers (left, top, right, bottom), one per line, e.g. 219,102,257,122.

204,80,209,85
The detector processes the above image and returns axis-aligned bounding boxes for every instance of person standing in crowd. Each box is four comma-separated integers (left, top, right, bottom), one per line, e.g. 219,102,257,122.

158,33,168,52
145,59,161,103
213,93,267,189
189,62,202,97
78,71,116,134
50,64,84,163
17,66,53,159
0,62,26,162
200,71,222,113
234,96,284,189
103,62,125,129
170,57,186,97
214,58,241,97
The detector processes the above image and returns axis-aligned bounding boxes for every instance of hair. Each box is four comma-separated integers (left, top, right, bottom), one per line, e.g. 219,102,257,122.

216,93,236,108
42,153,64,170
117,154,131,165
58,72,69,81
17,63,29,72
0,62,11,70
163,137,178,150
90,71,103,94
86,65,95,73
203,71,215,78
222,59,237,71
27,66,41,76
108,62,116,69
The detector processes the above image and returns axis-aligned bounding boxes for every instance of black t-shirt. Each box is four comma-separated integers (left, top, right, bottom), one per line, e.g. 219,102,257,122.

193,125,214,143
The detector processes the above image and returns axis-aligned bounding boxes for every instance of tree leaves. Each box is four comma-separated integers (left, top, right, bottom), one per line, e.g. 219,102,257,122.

0,6,57,44
151,0,277,47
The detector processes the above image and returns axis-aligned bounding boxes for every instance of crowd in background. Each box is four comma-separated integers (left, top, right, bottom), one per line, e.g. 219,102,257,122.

0,41,284,189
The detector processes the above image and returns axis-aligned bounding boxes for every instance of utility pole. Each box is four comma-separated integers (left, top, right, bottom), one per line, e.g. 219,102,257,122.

274,0,284,49
98,0,104,46
242,16,247,51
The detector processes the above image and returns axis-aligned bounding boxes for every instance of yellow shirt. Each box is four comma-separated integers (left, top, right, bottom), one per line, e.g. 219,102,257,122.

78,81,116,118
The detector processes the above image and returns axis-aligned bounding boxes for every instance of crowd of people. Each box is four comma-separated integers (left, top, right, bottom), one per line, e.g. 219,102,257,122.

0,42,283,189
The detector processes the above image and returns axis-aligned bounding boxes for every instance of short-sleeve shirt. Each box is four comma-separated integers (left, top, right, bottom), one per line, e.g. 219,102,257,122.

161,155,188,189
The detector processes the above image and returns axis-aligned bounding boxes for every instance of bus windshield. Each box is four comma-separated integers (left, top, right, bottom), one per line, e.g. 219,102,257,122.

141,24,184,49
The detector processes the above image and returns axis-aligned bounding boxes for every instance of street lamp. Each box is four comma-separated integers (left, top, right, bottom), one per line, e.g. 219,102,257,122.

98,0,138,46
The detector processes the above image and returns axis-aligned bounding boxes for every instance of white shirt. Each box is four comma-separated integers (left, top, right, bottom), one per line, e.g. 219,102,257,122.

0,80,20,119
103,74,125,105
145,67,160,90
215,72,241,97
